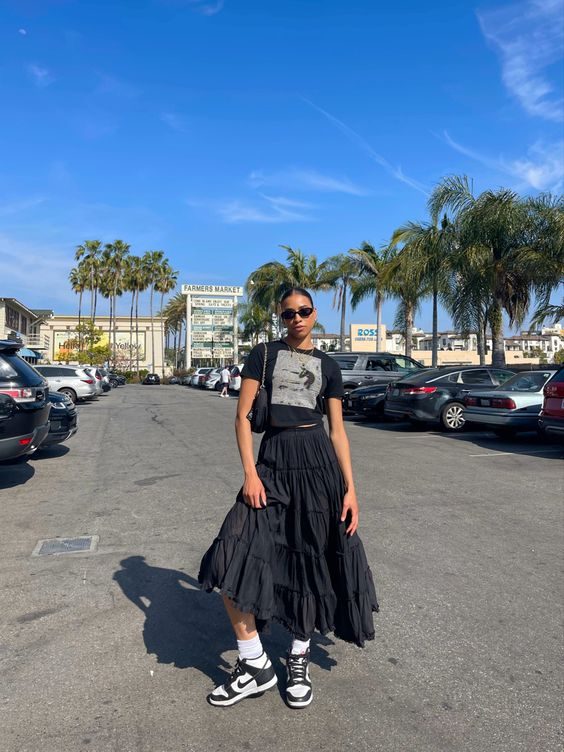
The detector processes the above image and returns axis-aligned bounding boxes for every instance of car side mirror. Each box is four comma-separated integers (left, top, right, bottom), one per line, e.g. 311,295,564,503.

0,393,17,420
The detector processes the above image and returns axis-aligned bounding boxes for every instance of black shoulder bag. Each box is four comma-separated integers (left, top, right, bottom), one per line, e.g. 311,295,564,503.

246,342,269,433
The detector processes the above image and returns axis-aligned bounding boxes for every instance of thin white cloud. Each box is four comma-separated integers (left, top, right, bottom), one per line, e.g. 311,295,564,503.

0,197,46,216
27,64,54,87
215,194,314,224
443,130,564,191
249,168,369,196
95,73,140,99
196,0,224,15
478,0,564,121
161,112,187,133
18,28,27,35
302,97,428,195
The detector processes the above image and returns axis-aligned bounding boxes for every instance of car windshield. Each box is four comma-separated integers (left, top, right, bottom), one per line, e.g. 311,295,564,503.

498,371,554,392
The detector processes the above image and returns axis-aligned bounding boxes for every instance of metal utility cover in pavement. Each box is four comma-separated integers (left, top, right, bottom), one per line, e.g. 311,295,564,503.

32,535,99,557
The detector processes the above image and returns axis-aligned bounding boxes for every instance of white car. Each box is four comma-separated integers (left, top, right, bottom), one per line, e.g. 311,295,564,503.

34,365,97,402
228,364,245,392
190,367,213,387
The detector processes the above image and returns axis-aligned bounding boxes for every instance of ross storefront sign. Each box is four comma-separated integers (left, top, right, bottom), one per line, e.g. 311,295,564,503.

349,324,386,352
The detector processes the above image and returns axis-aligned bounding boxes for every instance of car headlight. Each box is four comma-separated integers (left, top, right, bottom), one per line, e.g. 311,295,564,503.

51,402,66,410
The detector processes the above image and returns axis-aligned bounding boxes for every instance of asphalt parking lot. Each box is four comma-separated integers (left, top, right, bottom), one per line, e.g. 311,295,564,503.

1,385,562,752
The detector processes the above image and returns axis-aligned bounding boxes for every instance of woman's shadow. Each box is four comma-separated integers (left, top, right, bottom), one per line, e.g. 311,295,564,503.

113,556,337,686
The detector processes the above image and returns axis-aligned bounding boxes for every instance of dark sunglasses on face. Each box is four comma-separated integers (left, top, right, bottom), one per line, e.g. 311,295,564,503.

280,306,314,321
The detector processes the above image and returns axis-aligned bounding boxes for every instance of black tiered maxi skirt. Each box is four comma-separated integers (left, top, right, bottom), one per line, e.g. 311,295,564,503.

198,424,379,647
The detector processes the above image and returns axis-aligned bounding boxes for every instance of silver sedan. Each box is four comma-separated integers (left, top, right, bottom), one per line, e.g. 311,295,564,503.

463,370,557,436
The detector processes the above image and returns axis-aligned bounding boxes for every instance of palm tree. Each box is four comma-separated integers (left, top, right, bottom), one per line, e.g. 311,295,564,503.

238,301,273,347
142,251,166,372
324,253,359,351
75,240,102,324
102,240,130,366
69,265,89,355
349,243,389,352
246,245,332,339
155,261,178,378
162,292,187,369
381,245,430,358
430,176,540,366
390,214,453,367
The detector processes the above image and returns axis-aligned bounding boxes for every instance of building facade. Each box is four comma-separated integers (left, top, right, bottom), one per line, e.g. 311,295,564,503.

38,315,165,372
0,298,52,361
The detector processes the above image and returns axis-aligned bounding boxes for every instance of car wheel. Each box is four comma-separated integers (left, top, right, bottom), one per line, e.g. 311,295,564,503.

110,379,118,388
59,388,77,403
440,401,465,432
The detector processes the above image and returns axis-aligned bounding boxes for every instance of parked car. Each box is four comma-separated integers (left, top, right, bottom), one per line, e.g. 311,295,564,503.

181,375,193,386
0,341,51,460
107,372,126,387
34,365,97,402
384,366,515,431
328,351,426,408
203,368,223,390
463,370,556,437
142,373,160,384
229,364,245,392
538,367,564,438
83,366,104,395
168,376,181,385
347,383,390,419
42,391,78,447
190,367,213,387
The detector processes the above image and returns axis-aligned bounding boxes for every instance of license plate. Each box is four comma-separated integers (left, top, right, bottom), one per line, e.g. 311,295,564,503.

392,388,399,397
481,399,491,406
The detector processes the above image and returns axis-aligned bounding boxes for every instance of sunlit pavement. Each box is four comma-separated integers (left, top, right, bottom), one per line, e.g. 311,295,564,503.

1,385,562,752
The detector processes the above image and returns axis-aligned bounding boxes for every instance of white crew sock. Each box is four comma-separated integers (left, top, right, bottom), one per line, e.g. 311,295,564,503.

237,634,263,661
290,637,311,655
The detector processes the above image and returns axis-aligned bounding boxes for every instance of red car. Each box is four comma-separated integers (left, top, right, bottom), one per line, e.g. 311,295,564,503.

538,367,564,438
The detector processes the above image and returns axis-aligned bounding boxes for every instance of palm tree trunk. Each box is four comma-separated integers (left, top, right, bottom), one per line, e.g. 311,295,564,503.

93,288,98,326
431,282,438,368
376,293,382,351
135,289,140,381
160,291,165,379
489,301,505,367
78,291,83,355
90,267,95,321
405,303,414,358
150,286,155,374
340,283,347,351
129,292,135,372
108,295,113,366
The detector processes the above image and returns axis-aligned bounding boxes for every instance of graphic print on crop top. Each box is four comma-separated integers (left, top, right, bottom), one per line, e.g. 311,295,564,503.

241,340,344,427
271,349,322,410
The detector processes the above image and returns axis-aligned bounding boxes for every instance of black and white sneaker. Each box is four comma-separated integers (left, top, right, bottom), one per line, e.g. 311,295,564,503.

285,650,313,708
207,652,278,707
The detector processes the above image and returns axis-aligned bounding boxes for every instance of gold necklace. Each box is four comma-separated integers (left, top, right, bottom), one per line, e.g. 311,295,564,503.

284,340,315,373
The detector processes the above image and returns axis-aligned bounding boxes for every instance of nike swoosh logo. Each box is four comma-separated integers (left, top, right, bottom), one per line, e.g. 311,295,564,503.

233,675,255,691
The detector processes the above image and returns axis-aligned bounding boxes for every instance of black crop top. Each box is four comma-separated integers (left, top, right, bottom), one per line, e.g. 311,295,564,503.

241,340,344,428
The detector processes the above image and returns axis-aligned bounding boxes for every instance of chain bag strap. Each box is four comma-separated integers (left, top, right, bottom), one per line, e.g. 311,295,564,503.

246,342,269,433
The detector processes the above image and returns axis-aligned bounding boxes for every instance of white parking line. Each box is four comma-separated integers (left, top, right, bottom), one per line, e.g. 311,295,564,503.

469,448,564,458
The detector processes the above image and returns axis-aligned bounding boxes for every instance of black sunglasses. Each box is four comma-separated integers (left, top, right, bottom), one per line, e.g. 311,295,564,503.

280,306,314,321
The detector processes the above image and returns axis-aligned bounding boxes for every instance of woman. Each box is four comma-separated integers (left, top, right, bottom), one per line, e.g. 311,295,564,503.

198,287,379,708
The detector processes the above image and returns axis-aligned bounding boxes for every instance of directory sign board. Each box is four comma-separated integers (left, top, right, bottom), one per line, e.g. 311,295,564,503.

182,283,244,367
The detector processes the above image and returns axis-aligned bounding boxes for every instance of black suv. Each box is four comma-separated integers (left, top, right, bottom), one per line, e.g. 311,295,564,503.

0,341,51,460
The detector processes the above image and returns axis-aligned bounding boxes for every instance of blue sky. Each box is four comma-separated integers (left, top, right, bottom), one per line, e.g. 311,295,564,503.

1,0,562,333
